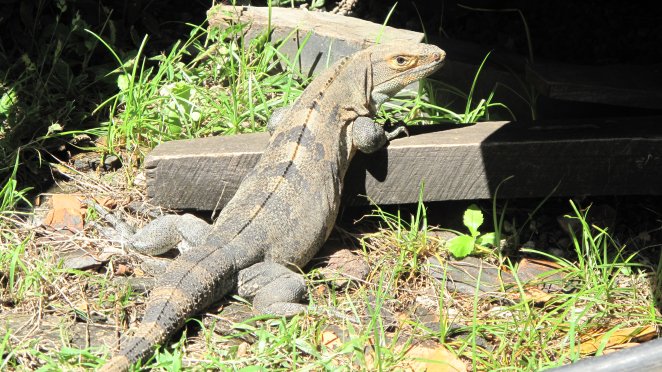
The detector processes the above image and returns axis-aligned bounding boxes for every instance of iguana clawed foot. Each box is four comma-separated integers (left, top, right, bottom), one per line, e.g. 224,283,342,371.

268,106,408,154
88,200,211,255
385,125,408,141
89,200,314,317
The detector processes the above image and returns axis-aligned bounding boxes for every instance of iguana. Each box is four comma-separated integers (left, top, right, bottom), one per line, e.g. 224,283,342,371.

99,42,445,371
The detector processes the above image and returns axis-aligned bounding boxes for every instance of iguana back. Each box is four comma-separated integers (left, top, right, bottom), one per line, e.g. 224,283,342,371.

99,42,445,371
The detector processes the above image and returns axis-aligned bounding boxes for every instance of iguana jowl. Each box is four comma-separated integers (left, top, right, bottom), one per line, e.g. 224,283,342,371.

99,43,445,371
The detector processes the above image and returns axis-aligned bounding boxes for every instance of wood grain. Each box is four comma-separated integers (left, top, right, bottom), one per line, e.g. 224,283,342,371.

207,4,423,77
146,117,662,211
526,62,662,109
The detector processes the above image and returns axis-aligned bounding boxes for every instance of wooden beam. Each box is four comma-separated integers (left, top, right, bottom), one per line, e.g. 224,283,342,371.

526,62,662,109
146,117,662,211
207,4,423,78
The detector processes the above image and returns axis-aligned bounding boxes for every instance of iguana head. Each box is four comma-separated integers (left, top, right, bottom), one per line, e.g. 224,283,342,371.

367,43,445,110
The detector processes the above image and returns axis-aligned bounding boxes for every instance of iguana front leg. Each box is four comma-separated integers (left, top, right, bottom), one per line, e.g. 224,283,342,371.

352,116,407,154
91,203,211,255
235,116,406,318
272,108,406,152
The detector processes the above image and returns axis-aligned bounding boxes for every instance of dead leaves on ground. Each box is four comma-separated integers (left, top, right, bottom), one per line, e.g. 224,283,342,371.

40,193,115,233
320,329,466,371
579,325,657,355
41,194,86,232
30,193,662,367
403,342,467,372
36,193,119,269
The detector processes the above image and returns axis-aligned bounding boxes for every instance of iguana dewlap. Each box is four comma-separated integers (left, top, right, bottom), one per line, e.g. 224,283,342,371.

99,43,445,371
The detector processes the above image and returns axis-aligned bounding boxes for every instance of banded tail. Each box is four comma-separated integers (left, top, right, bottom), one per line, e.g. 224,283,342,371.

99,244,257,371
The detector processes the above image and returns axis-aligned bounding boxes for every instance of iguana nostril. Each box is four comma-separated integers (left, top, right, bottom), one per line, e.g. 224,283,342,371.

433,53,441,61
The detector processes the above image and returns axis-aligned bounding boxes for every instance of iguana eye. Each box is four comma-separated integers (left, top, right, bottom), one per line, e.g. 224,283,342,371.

388,55,416,70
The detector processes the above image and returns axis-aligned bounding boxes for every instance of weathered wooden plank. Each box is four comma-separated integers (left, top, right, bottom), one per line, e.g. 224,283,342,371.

526,62,662,109
146,117,662,211
207,4,424,77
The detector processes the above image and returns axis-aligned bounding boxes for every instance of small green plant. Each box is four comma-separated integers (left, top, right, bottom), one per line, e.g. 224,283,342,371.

365,184,434,281
86,21,311,162
446,204,496,258
456,4,539,119
0,152,32,212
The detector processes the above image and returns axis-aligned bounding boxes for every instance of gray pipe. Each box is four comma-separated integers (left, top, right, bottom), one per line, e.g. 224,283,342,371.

547,338,662,371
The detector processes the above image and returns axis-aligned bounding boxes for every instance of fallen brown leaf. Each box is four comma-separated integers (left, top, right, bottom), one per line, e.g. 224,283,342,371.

43,195,85,232
314,284,327,296
403,342,467,372
512,287,554,304
580,325,657,354
94,197,117,209
320,330,342,349
114,264,133,276
517,257,565,285
602,342,641,354
51,194,83,210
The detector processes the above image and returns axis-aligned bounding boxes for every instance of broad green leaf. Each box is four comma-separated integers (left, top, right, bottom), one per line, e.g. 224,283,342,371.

0,88,16,115
477,232,496,247
447,235,476,259
117,74,130,91
463,204,484,237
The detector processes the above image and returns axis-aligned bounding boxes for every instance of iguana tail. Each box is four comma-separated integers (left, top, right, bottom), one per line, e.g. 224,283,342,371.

99,243,257,372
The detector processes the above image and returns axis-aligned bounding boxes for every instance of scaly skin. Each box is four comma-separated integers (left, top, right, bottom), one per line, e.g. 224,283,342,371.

99,43,445,371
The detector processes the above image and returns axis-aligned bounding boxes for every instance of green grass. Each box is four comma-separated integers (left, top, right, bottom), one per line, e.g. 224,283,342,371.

1,3,658,371
345,191,657,370
87,23,309,157
0,226,45,305
0,1,504,208
468,203,657,370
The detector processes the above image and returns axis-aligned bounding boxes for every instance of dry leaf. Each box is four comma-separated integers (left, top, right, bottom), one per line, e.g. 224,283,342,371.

114,264,133,276
314,284,327,296
94,197,117,209
133,266,146,277
51,194,83,210
43,208,82,231
320,330,342,349
236,342,250,358
518,258,565,284
43,194,85,232
580,325,657,354
512,287,554,303
403,342,467,372
602,342,640,354
523,258,563,270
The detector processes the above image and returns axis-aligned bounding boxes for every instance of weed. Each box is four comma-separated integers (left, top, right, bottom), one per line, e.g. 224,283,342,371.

445,204,497,258
0,0,119,207
87,22,309,165
0,153,32,212
5,3,651,372
364,185,438,283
